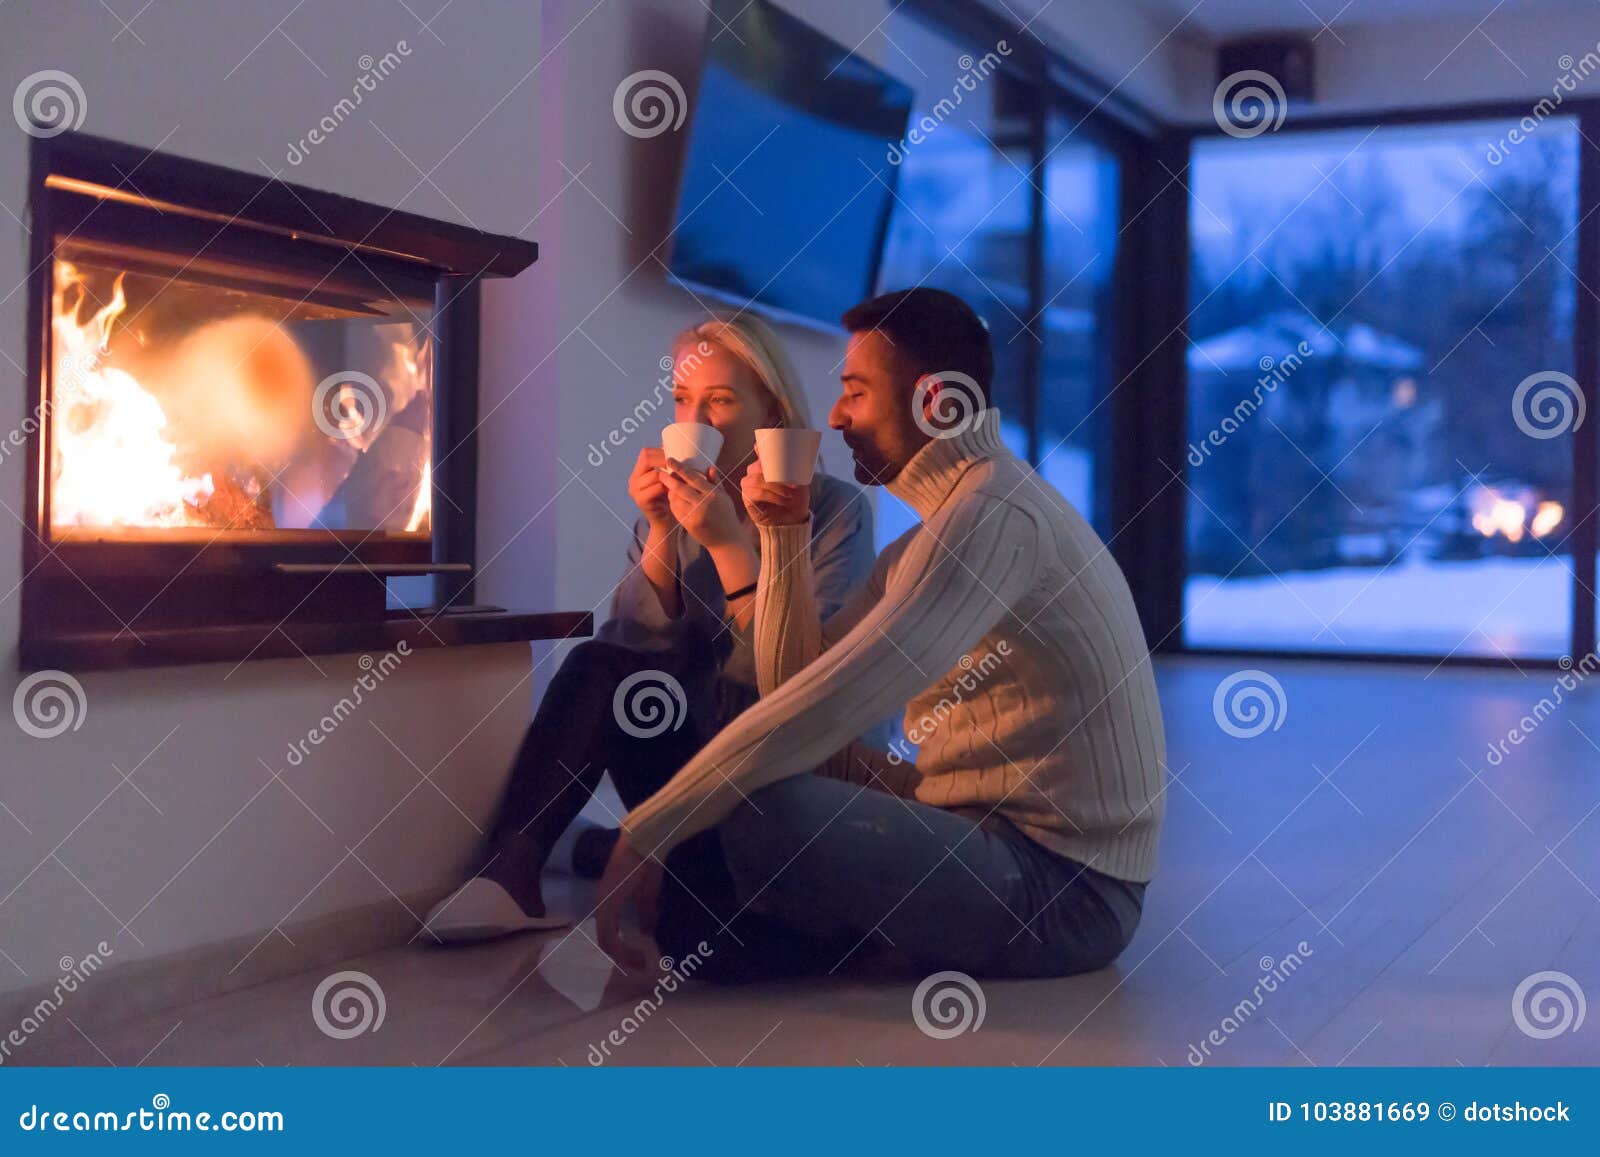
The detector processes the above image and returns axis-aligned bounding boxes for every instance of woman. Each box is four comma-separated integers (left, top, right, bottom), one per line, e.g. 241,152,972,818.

424,315,874,940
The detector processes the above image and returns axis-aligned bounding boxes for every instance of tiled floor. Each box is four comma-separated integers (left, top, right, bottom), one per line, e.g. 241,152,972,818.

17,656,1600,1066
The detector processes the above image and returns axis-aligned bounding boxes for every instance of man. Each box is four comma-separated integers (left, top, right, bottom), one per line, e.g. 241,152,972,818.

596,288,1166,982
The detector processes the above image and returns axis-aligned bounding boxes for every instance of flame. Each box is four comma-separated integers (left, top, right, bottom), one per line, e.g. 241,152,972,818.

1470,486,1564,543
386,337,431,535
49,261,213,529
391,340,426,412
48,260,432,538
405,457,430,533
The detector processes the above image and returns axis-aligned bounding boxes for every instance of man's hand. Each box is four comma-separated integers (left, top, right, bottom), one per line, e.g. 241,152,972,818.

742,461,809,527
594,833,664,973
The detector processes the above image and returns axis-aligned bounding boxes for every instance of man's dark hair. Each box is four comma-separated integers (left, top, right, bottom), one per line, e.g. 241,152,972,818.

840,288,993,405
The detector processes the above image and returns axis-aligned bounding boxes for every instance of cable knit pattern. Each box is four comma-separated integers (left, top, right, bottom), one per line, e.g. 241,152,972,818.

622,408,1167,883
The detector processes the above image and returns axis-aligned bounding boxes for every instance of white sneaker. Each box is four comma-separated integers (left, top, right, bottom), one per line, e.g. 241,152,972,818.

422,878,572,944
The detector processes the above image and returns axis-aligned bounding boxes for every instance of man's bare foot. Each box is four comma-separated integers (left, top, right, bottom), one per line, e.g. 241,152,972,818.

478,832,550,918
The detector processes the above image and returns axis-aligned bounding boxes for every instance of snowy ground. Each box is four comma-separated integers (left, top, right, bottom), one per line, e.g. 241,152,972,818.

877,483,1587,660
1185,554,1592,659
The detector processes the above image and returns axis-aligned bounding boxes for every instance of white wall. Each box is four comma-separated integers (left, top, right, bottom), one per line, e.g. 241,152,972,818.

1311,7,1600,118
0,0,545,996
1148,3,1600,123
1018,0,1211,122
477,0,895,633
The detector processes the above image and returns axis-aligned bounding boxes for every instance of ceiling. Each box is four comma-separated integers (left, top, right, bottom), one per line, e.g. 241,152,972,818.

1119,0,1597,38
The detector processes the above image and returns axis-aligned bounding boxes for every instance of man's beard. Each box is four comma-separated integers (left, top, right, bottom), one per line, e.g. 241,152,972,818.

846,439,897,486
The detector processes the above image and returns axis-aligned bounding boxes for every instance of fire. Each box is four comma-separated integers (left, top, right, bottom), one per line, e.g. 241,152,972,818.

48,259,433,538
387,337,431,534
389,339,428,414
1469,485,1564,544
49,261,214,529
405,458,431,533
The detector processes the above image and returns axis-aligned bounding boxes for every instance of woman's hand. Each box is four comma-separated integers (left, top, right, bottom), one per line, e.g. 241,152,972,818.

660,459,746,550
741,461,810,527
628,447,676,533
594,834,664,973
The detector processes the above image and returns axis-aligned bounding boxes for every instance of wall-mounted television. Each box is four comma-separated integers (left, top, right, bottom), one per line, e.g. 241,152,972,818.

666,0,914,329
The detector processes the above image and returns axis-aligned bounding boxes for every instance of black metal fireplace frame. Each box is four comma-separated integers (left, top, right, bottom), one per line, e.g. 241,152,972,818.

19,131,588,670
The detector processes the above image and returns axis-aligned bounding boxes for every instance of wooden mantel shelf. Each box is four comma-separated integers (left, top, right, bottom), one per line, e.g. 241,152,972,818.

21,609,593,672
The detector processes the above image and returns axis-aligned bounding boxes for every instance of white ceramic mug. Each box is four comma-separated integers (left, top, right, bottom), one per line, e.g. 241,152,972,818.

661,422,724,472
754,427,822,485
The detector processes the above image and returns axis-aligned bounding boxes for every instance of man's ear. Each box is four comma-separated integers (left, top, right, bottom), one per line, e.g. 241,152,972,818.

913,372,942,421
913,372,981,438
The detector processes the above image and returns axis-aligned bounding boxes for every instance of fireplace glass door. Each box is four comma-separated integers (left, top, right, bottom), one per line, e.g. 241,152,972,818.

46,240,435,544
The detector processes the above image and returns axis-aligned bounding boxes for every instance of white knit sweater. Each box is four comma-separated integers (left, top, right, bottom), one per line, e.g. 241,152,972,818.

622,408,1167,883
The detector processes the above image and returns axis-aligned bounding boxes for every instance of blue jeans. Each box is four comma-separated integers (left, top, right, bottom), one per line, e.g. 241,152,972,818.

655,771,1146,983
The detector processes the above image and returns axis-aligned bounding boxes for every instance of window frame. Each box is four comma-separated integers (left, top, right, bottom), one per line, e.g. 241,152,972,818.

904,3,1598,668
1168,100,1600,668
900,0,1155,544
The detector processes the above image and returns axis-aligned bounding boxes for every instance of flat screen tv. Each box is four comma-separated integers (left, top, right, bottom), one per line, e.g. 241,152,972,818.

666,0,914,329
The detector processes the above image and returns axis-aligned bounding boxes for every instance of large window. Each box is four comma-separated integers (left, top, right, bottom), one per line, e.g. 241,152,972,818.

876,7,1124,546
1037,123,1119,532
1183,119,1582,659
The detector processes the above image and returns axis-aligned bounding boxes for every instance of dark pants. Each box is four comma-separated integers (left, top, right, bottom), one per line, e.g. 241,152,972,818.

489,637,1146,984
655,776,1147,984
487,634,733,853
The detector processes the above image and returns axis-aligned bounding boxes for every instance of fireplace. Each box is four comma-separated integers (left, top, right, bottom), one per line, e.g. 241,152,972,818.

20,132,590,669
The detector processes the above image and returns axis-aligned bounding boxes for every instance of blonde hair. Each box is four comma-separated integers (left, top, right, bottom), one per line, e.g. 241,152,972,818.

673,314,811,429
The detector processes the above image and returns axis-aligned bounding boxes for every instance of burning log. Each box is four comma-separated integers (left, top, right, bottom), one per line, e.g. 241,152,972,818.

189,474,275,532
